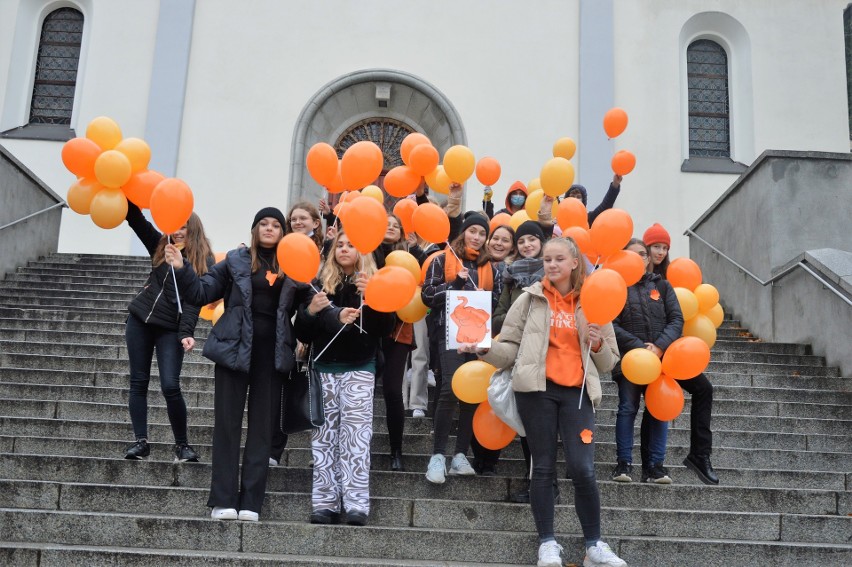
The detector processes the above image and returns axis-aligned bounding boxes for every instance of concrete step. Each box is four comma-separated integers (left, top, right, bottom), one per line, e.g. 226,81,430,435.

712,339,811,355
0,319,212,338
0,295,137,310
0,306,134,324
704,360,840,377
42,253,153,264
0,283,142,299
4,272,155,287
15,266,151,278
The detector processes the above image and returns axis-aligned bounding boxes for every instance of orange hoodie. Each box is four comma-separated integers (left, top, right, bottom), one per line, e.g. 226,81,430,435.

541,278,584,387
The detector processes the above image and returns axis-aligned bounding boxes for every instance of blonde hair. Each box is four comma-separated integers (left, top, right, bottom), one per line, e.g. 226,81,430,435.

287,201,324,251
152,213,213,275
249,223,284,277
543,237,586,295
319,230,377,294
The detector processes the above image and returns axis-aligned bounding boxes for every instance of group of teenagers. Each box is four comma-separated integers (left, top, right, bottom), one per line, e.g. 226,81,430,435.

120,175,718,567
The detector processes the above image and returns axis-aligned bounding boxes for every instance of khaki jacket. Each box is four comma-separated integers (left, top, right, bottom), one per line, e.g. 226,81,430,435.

481,281,620,409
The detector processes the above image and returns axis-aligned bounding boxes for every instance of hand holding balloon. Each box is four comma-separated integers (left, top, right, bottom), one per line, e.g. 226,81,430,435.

354,272,369,294
164,244,184,269
588,323,603,352
645,342,663,358
308,291,331,315
338,307,360,325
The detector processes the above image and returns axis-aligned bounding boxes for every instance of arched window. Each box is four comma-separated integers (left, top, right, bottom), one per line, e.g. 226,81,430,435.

845,5,852,141
29,7,83,125
687,39,730,157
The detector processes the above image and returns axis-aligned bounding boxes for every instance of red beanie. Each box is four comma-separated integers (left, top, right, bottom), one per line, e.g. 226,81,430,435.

643,223,671,247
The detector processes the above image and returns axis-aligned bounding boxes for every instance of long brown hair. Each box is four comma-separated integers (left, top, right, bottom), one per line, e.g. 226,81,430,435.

152,213,212,275
626,238,652,274
287,201,324,251
543,237,586,296
449,224,491,267
319,230,377,294
385,213,407,252
249,223,285,277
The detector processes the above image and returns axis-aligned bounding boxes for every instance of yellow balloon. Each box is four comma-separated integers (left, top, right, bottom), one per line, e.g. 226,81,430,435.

673,287,699,321
694,283,720,313
705,303,724,328
115,137,151,173
452,360,496,404
509,209,531,231
86,116,123,150
212,302,225,325
683,314,717,348
525,188,557,221
443,145,475,184
425,165,451,194
89,187,128,229
527,177,542,192
94,150,132,188
396,287,428,323
552,137,577,160
540,157,575,197
66,178,103,215
621,347,662,385
360,185,384,204
385,250,420,282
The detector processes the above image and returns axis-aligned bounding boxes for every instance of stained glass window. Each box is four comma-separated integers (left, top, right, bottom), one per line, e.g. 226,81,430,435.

29,8,83,125
845,6,852,140
687,40,730,157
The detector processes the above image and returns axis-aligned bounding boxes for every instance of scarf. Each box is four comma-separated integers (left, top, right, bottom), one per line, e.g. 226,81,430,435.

504,256,544,289
443,250,493,291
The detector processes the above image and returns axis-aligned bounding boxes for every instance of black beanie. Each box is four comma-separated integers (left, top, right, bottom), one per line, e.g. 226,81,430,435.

252,207,286,229
514,220,545,245
461,212,490,238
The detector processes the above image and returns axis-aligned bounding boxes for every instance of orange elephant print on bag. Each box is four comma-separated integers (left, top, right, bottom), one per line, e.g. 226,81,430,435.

450,296,490,344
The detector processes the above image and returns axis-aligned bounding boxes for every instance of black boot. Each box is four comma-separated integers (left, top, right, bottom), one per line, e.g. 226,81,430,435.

390,449,404,472
684,454,719,485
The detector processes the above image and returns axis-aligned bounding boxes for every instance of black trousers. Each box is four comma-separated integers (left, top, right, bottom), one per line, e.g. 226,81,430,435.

207,317,283,513
382,339,409,452
639,372,713,463
432,337,476,455
270,372,288,463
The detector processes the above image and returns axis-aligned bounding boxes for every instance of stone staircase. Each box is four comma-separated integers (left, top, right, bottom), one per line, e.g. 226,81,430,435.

0,253,850,566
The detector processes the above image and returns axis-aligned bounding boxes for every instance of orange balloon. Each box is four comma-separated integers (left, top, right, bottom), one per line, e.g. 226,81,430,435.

86,116,122,150
397,287,429,323
409,144,439,177
306,142,339,186
509,210,531,231
645,374,685,421
661,336,711,380
326,163,346,194
580,268,628,325
694,283,720,313
342,196,387,254
527,177,542,193
473,400,517,450
683,313,717,348
552,137,577,160
452,360,496,404
89,187,128,229
94,150,132,188
602,250,646,286
400,133,431,164
341,141,383,189
603,107,628,138
149,178,194,234
667,258,703,291
421,251,442,283
365,266,417,312
489,212,511,234
540,157,575,197
556,197,589,230
563,227,595,260
383,165,421,198
424,165,451,194
443,145,476,184
589,208,633,257
114,138,151,174
621,348,662,385
277,233,321,283
385,250,420,282
214,252,226,263
673,287,699,321
393,198,417,234
212,302,225,325
475,156,501,186
61,137,101,178
412,203,450,244
611,150,636,176
705,302,724,328
66,178,103,215
122,170,164,209
199,299,223,321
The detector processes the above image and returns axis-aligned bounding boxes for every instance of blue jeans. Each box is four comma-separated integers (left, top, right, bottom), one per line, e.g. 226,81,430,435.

614,373,668,466
125,313,187,444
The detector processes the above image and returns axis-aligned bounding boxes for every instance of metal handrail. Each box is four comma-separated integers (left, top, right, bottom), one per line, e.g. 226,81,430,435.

0,202,66,232
685,229,852,308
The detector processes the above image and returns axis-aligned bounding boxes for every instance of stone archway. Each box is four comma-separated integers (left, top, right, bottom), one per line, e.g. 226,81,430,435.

288,68,466,205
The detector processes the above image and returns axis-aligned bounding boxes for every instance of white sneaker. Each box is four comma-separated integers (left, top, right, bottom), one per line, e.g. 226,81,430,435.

268,457,278,466
238,510,259,522
427,370,436,387
425,454,446,484
448,453,476,476
211,507,238,520
412,409,426,418
584,540,626,567
537,540,563,567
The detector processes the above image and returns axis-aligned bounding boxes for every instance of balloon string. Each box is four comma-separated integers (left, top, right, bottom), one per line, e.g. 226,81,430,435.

359,256,364,333
445,240,481,291
578,337,594,413
313,322,347,362
168,235,183,314
310,283,365,333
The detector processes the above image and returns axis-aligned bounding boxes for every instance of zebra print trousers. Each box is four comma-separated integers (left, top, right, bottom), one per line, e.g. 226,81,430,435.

311,369,375,515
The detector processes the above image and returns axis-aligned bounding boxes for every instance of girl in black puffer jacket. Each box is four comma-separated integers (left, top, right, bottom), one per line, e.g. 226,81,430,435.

611,239,684,485
123,202,213,462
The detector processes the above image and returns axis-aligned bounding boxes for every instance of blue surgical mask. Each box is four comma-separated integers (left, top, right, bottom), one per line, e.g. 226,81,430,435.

510,194,525,207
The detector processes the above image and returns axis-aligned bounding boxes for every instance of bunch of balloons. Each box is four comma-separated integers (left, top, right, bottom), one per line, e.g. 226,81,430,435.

603,107,637,176
449,360,518,450
61,116,194,234
668,258,724,349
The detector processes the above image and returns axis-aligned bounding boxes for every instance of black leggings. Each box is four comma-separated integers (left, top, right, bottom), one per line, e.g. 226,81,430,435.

432,337,476,455
382,339,409,452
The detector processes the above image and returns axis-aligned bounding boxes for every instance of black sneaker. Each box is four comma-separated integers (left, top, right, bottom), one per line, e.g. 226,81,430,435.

641,463,672,484
611,460,633,482
683,454,719,485
124,439,149,460
344,510,368,526
174,443,199,463
309,509,340,524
